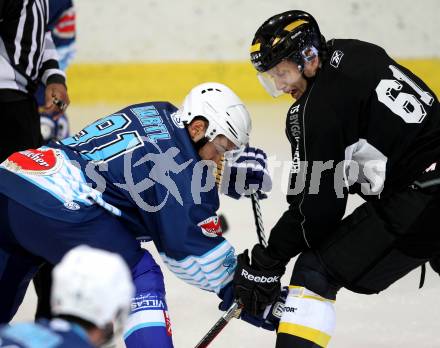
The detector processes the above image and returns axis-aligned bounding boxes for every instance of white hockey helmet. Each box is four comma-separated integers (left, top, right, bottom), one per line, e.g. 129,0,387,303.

179,82,251,156
51,245,134,329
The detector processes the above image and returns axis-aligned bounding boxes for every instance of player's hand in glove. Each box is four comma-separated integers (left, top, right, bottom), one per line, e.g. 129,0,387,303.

219,285,288,331
233,244,285,316
45,82,70,118
240,286,288,330
220,146,272,200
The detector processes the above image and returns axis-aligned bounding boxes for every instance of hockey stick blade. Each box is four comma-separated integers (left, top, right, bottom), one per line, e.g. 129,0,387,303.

194,301,243,348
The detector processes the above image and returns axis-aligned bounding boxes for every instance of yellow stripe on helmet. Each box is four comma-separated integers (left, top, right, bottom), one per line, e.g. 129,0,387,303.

272,37,281,46
284,19,308,32
250,43,261,53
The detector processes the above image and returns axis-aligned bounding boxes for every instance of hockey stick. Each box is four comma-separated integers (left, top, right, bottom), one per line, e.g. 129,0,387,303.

194,192,266,348
194,300,243,348
250,192,267,247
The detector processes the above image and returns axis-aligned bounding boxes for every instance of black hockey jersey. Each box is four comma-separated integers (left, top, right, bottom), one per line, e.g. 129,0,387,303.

268,39,440,262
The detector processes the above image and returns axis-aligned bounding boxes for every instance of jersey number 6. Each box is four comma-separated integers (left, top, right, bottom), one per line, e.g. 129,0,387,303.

376,65,434,124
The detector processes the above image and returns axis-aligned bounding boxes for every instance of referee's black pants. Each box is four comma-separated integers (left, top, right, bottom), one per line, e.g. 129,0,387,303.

0,96,51,320
0,97,42,162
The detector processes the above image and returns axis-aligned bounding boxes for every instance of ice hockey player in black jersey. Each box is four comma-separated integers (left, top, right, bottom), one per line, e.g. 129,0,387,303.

229,10,440,348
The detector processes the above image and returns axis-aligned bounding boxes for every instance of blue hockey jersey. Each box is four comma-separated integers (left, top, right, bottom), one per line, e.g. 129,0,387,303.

0,319,93,348
0,102,235,293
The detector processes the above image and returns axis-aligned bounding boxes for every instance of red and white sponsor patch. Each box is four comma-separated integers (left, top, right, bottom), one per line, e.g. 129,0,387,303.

3,148,63,176
198,216,223,238
163,311,172,336
53,8,76,39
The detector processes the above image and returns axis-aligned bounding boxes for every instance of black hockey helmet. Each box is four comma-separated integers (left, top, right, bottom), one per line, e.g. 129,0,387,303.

250,10,326,73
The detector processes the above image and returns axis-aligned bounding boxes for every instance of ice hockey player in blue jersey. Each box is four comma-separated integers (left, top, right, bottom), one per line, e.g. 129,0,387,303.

0,82,272,348
37,0,75,144
0,245,134,348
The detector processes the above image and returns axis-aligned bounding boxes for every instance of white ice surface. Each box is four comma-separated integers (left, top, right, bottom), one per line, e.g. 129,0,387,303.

12,103,440,347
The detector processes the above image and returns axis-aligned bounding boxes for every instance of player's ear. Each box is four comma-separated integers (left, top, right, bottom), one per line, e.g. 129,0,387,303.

187,118,208,142
303,56,320,78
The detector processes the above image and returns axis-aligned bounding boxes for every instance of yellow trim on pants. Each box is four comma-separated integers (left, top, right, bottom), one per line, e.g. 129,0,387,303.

278,322,331,348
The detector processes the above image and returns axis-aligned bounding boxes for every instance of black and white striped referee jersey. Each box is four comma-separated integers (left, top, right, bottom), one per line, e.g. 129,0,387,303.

0,0,65,98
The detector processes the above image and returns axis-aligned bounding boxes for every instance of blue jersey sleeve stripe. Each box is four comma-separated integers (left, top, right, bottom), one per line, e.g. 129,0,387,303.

160,242,236,292
167,267,201,277
210,272,234,292
165,260,197,272
200,247,234,267
208,267,232,282
164,240,229,266
204,260,235,277
123,322,166,340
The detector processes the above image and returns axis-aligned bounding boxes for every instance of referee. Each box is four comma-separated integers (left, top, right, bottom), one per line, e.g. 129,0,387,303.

0,0,70,162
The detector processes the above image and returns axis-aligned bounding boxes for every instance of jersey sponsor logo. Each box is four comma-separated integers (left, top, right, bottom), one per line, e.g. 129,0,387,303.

64,201,80,211
198,216,223,237
170,111,185,128
131,294,166,311
240,269,280,283
53,8,76,40
287,104,301,174
330,50,344,68
3,148,63,176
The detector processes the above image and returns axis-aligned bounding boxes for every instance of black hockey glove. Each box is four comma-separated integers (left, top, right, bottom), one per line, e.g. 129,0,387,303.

218,284,287,331
233,244,285,316
240,286,288,331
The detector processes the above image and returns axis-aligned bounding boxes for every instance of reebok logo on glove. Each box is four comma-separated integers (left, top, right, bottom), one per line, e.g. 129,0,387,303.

241,269,280,283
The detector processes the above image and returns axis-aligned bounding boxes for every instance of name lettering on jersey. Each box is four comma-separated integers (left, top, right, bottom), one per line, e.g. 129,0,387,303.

198,216,223,238
131,106,171,143
131,294,166,312
330,50,344,68
3,148,64,176
288,104,301,174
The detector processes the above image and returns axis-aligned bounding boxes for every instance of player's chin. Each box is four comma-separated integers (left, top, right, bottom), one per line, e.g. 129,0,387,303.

290,89,303,100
